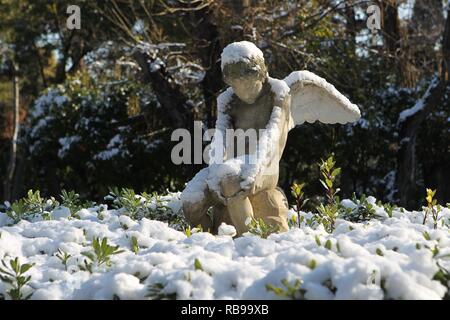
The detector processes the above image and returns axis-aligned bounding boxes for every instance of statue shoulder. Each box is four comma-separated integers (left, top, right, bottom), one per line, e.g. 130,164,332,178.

217,87,236,113
267,77,290,109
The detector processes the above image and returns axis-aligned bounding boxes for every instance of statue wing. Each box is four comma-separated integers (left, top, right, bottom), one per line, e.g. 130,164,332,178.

283,71,360,127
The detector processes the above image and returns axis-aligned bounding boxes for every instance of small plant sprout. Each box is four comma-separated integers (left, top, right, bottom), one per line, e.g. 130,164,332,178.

316,203,339,233
81,237,124,271
423,188,442,229
315,235,321,246
146,282,177,300
291,182,309,227
315,155,341,233
60,190,83,218
0,257,35,300
308,259,317,269
55,249,72,271
266,278,305,299
319,155,341,205
108,188,143,219
131,236,139,254
184,224,203,237
423,231,431,241
194,258,203,271
383,202,395,218
434,262,450,300
288,215,297,229
246,217,279,239
5,199,28,224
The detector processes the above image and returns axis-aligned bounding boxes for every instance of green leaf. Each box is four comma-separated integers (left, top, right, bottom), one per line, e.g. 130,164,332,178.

131,236,139,254
194,258,203,271
326,179,333,188
24,292,34,300
0,275,13,284
20,263,33,274
315,235,321,246
10,257,20,274
81,252,95,261
331,168,341,178
101,237,108,251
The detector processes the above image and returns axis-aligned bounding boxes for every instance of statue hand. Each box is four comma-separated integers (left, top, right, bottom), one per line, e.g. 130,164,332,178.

235,179,256,198
219,173,256,200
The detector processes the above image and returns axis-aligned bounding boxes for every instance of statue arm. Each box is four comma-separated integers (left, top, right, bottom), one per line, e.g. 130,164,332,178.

240,92,291,194
210,88,234,163
258,93,290,173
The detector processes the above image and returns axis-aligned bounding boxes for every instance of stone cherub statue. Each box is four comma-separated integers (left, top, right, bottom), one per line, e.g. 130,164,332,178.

181,41,360,236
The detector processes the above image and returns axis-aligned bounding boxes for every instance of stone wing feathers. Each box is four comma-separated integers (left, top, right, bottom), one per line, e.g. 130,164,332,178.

283,71,360,127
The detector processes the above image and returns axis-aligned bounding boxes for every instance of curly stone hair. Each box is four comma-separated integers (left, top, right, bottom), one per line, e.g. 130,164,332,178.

222,56,268,84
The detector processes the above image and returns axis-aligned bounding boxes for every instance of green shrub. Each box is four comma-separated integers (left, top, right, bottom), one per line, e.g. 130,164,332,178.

80,237,124,272
314,155,341,232
340,194,377,222
0,257,34,300
107,187,185,227
5,190,57,224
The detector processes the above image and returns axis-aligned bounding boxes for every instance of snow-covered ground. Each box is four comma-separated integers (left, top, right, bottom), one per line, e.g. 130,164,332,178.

0,194,449,300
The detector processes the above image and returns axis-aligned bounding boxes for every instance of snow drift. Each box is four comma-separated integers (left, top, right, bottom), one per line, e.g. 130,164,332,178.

0,194,449,300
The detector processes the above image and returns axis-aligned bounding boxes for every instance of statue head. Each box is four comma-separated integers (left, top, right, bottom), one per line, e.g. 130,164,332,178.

221,41,268,104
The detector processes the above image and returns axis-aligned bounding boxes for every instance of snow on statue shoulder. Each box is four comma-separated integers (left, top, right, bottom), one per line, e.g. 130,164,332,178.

181,41,361,236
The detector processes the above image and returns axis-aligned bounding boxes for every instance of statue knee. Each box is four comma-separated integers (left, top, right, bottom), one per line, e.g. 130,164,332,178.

182,199,206,223
182,202,197,224
250,188,288,217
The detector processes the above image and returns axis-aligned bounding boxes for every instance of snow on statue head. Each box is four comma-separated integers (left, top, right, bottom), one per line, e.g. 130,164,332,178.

181,41,361,236
220,41,265,69
220,41,268,104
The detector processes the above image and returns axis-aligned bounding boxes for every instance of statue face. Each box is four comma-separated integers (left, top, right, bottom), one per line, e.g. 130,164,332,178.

226,75,264,104
222,60,267,104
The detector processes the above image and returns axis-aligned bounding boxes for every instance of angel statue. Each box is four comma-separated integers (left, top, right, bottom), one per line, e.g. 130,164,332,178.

181,41,360,236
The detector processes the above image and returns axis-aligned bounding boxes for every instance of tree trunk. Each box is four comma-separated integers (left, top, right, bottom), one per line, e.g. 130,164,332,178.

191,7,223,128
11,150,24,201
396,78,444,208
132,50,193,129
380,0,400,54
3,62,20,202
396,8,450,208
345,1,357,49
